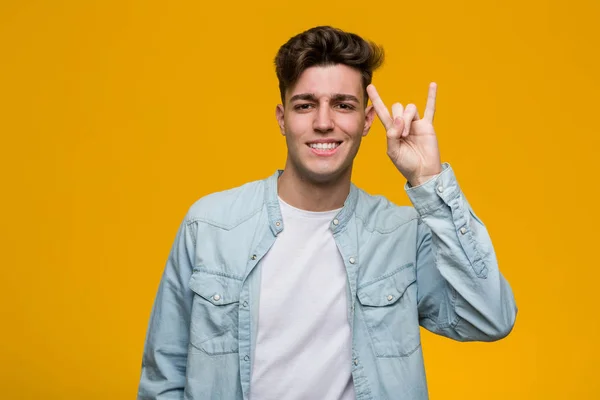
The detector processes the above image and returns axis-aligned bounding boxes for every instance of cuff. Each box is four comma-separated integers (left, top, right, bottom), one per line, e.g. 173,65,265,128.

404,162,460,215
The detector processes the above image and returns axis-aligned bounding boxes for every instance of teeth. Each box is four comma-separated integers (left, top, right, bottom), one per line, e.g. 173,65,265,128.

309,142,339,150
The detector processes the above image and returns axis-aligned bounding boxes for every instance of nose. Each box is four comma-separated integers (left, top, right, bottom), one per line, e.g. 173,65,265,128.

313,104,334,133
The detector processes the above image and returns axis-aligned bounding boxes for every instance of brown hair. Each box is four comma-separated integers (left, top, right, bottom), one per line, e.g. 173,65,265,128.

274,26,385,106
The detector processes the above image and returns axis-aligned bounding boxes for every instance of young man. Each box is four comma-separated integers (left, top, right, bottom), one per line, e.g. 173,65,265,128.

138,26,517,400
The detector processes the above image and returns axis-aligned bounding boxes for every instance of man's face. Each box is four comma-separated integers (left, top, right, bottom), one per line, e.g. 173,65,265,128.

276,64,375,184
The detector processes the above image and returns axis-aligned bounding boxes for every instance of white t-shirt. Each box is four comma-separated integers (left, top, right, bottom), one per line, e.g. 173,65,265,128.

249,197,355,400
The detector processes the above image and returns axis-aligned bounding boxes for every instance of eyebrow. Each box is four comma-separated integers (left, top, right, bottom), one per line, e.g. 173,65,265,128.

289,93,361,104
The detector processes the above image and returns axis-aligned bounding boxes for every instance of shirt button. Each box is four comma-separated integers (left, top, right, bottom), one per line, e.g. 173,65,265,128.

349,257,356,264
213,294,221,301
275,221,281,227
437,185,444,193
387,295,394,301
353,359,359,366
244,355,250,361
243,301,248,307
251,254,257,260
333,218,339,226
460,227,467,235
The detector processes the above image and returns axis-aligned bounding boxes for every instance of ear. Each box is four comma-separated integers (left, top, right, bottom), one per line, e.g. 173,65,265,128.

362,105,375,137
275,104,286,136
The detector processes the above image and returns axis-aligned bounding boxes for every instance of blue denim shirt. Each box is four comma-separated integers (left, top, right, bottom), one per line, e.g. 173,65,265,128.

138,163,517,400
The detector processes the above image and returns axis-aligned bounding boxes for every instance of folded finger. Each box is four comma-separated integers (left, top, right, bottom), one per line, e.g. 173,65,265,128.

402,104,420,137
392,102,404,120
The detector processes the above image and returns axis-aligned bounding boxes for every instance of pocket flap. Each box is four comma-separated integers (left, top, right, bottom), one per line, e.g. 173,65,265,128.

188,269,243,305
357,263,416,307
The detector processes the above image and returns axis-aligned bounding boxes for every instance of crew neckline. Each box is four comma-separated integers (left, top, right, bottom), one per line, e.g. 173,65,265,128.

278,196,342,219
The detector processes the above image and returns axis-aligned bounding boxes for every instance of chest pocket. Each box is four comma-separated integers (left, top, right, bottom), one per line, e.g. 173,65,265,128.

188,269,242,355
357,263,421,357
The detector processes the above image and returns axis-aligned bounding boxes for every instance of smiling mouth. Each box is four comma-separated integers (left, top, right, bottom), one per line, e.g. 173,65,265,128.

307,142,342,150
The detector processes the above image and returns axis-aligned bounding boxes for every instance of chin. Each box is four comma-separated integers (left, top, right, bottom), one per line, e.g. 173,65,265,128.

301,164,350,185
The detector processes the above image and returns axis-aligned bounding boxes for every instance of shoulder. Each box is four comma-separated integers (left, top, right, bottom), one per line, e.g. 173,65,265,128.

354,187,420,233
183,177,267,230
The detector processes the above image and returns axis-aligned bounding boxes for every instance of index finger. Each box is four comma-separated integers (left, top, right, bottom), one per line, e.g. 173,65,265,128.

367,84,393,130
424,82,437,122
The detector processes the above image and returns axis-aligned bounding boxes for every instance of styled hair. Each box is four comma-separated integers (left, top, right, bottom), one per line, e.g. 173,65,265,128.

274,26,385,106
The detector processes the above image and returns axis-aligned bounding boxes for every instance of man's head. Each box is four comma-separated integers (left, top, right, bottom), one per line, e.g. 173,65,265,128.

274,26,384,185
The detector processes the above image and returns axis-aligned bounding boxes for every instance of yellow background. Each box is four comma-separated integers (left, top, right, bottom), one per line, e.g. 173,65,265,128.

1,0,598,398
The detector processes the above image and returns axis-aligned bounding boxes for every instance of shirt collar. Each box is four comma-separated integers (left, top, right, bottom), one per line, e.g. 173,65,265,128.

264,170,358,235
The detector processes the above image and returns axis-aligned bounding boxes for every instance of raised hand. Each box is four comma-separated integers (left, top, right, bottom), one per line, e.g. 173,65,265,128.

367,82,443,187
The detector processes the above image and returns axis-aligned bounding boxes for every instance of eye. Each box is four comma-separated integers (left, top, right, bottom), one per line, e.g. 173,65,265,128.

294,103,313,111
335,103,355,110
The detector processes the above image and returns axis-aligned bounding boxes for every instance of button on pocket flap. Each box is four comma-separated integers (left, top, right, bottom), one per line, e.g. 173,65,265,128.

357,263,416,307
188,269,243,305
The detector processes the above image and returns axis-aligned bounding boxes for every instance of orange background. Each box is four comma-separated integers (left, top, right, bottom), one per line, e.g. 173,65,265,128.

1,0,598,398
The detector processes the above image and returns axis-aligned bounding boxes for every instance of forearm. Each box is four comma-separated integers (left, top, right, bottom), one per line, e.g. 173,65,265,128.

138,220,196,399
409,163,517,341
139,281,191,399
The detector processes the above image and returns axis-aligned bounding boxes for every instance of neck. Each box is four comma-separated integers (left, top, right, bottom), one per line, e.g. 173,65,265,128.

277,164,352,212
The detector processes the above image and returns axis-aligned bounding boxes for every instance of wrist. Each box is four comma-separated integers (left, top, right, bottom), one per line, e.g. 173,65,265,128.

408,168,443,187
